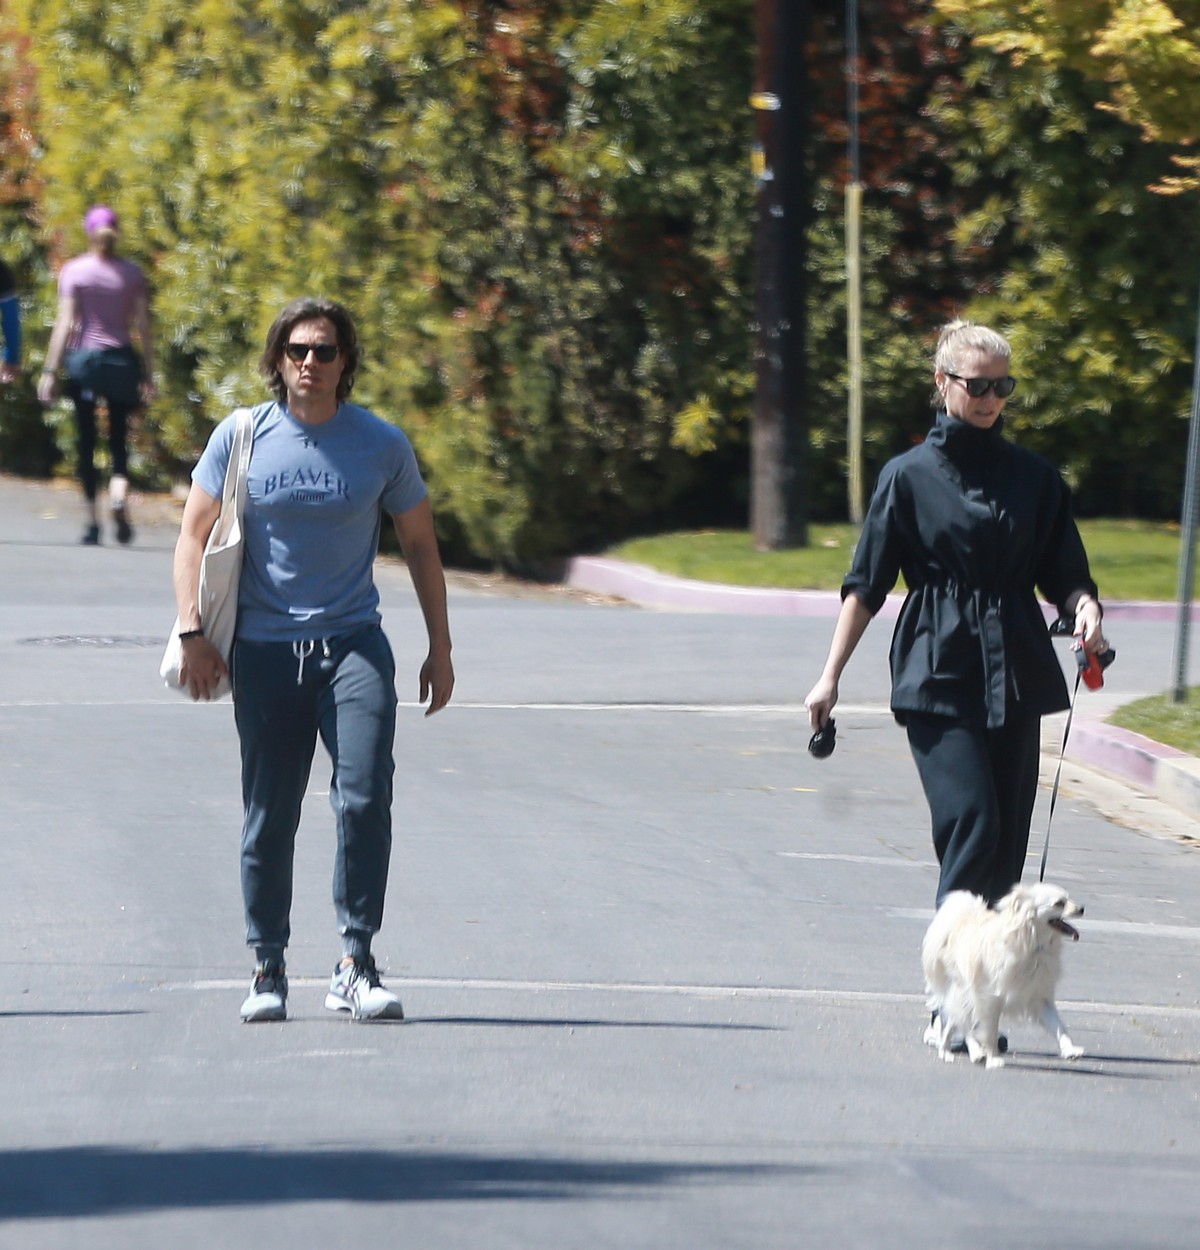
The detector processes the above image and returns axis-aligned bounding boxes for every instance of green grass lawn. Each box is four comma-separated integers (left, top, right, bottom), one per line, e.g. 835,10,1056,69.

1108,690,1200,755
609,519,1200,752
610,519,1184,601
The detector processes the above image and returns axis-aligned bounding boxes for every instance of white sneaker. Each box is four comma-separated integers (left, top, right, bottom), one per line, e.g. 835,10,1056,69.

240,962,287,1023
324,956,404,1021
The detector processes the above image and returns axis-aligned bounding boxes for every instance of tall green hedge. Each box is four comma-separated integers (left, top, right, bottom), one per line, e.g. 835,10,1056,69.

4,1,1198,560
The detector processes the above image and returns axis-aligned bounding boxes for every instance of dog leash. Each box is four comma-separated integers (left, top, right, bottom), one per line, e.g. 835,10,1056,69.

1038,636,1116,882
1038,667,1082,883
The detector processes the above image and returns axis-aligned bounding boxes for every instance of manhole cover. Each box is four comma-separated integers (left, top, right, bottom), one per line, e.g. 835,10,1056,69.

18,635,163,648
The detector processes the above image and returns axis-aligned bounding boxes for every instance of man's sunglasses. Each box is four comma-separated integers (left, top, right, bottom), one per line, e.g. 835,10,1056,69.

284,341,340,364
945,371,1017,399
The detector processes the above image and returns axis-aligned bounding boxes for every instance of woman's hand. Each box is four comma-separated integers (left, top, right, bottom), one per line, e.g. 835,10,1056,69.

1074,595,1105,653
36,371,58,405
804,594,872,733
804,675,839,732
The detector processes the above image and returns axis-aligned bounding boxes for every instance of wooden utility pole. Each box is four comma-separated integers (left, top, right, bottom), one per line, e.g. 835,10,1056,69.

751,0,809,550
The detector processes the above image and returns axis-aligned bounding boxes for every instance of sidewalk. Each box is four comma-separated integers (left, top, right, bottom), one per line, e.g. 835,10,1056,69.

563,555,1200,825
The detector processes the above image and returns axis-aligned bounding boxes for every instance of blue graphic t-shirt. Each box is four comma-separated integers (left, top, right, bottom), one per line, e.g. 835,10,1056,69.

193,400,428,642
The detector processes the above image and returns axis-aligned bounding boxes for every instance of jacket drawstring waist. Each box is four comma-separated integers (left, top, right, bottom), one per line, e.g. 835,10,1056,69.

972,589,1007,729
916,580,1011,728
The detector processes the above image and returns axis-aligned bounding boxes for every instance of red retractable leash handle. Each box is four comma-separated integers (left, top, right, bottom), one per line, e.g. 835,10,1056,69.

1074,637,1116,690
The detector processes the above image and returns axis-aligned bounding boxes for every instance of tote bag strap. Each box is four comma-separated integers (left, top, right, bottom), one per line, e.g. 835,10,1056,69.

220,408,254,521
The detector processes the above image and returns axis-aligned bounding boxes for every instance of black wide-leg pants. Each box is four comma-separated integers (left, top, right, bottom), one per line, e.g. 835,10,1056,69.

905,711,1042,907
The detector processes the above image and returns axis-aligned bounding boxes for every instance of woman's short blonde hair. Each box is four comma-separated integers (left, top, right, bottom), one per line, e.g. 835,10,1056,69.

934,320,1011,374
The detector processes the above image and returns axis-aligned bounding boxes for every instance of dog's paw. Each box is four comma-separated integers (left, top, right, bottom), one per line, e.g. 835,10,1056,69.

938,1049,957,1064
1059,1039,1084,1060
984,1054,1007,1070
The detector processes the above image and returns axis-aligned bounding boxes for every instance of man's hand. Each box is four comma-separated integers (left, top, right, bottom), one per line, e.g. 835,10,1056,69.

181,635,229,701
419,646,455,716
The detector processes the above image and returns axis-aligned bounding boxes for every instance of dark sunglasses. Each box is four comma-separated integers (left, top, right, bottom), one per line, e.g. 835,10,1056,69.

284,341,340,364
945,371,1017,399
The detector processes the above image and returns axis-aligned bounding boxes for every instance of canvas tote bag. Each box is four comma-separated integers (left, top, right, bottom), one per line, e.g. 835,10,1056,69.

160,408,253,698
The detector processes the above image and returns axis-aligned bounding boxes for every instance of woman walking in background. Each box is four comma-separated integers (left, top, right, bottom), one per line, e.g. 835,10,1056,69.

38,205,156,544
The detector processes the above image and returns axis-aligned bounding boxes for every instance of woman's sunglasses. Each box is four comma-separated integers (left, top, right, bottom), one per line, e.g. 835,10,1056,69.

945,371,1017,399
284,341,340,364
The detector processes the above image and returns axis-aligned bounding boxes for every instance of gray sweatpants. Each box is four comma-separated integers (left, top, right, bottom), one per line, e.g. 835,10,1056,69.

232,626,397,954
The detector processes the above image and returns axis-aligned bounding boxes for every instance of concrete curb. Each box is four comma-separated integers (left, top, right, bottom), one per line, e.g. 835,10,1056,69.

563,555,1200,825
1067,719,1200,821
563,556,1199,624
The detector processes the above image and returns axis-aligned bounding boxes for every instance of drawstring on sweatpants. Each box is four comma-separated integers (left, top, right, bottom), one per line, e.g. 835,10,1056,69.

292,640,315,685
291,638,332,685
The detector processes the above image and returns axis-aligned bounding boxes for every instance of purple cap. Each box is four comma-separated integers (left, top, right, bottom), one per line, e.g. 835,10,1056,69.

84,205,119,235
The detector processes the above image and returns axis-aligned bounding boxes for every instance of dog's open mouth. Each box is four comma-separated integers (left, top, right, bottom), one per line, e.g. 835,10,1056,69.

1050,917,1080,940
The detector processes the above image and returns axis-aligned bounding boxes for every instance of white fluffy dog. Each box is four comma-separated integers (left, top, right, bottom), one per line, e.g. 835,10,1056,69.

922,882,1084,1069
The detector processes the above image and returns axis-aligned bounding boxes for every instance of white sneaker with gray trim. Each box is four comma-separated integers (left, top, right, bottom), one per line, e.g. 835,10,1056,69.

324,956,404,1021
240,962,287,1023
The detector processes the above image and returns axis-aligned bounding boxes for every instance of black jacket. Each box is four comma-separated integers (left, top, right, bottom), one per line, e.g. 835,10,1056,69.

843,411,1098,728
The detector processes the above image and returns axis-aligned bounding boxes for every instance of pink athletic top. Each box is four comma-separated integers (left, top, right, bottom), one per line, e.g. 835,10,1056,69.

58,253,148,352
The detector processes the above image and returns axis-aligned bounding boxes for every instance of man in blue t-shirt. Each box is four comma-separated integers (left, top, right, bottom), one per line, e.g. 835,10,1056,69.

170,296,454,1023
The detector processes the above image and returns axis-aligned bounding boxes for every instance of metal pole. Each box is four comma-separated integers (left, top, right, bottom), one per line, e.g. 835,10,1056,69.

845,182,863,524
1170,278,1200,702
845,0,864,525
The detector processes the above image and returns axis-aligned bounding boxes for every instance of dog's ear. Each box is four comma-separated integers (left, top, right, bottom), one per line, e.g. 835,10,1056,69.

997,886,1026,915
1000,886,1037,930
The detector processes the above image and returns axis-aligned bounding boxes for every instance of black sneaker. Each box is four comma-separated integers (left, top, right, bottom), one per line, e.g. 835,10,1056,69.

112,505,133,545
240,961,287,1023
81,524,100,546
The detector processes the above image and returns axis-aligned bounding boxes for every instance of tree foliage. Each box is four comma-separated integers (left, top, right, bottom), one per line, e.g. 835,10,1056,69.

935,0,1200,192
0,16,57,472
804,1,985,513
929,3,1200,515
4,0,1199,553
8,0,759,562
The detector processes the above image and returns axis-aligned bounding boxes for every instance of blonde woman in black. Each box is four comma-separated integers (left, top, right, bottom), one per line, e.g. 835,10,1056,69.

805,321,1105,910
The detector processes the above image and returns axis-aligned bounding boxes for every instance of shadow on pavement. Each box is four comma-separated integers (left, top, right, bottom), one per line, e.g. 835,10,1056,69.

0,1010,148,1020
0,1146,810,1219
971,1052,1200,1079
411,1015,780,1031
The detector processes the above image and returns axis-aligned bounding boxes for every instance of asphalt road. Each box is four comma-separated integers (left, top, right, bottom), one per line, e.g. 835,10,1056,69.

1,476,1198,1250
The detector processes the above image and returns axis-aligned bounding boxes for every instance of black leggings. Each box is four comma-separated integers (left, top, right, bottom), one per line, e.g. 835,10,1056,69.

68,384,133,502
905,711,1042,907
